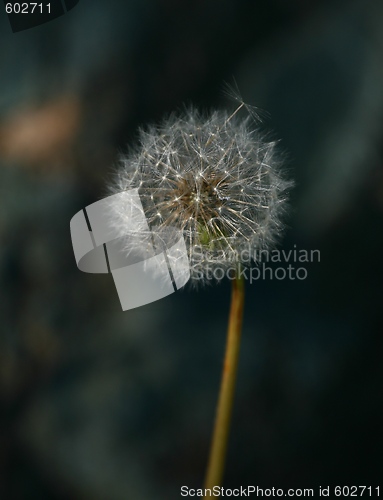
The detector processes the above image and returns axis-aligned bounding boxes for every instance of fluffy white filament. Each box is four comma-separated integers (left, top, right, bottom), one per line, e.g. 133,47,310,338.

109,105,292,284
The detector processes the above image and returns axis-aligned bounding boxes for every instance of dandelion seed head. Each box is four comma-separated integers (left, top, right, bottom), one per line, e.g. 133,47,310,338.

110,105,292,285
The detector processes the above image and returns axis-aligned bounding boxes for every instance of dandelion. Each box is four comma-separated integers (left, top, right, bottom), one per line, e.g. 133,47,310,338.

109,99,292,494
110,102,291,284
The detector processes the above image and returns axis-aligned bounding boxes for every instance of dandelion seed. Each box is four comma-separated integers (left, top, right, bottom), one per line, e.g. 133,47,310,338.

110,103,292,284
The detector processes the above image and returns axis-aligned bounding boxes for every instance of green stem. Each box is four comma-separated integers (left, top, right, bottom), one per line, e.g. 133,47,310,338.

203,268,245,497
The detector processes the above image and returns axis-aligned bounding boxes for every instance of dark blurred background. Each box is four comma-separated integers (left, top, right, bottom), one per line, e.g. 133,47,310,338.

1,0,383,498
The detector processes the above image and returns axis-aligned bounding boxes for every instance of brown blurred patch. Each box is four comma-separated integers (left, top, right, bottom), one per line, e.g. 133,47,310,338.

0,97,82,171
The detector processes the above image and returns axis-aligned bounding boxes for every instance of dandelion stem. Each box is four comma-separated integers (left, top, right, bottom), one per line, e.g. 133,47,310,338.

203,267,245,496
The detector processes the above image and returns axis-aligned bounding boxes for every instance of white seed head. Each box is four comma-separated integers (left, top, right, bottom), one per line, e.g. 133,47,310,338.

109,105,292,285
